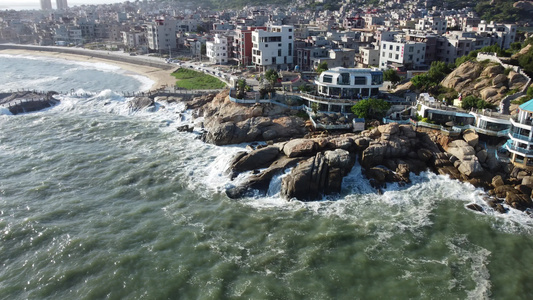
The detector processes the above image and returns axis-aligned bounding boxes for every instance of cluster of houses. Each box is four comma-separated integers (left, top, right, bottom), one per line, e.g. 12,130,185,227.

1,0,532,169
0,1,526,73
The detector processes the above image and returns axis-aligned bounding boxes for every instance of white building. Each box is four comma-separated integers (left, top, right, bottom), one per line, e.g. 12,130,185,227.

315,67,383,99
415,16,447,35
122,30,145,50
300,67,383,113
477,21,516,49
251,25,294,71
145,18,177,52
380,40,426,70
506,99,533,169
206,34,228,64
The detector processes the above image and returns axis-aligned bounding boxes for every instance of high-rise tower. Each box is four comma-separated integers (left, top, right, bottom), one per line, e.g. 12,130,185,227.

56,0,68,10
40,0,52,10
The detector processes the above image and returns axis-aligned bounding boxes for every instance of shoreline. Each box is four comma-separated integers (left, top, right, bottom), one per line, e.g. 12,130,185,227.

0,47,178,91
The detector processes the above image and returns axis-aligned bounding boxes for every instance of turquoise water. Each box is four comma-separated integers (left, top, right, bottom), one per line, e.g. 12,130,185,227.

1,55,533,299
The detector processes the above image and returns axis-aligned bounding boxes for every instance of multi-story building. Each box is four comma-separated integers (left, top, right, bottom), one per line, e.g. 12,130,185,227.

506,99,533,169
301,67,383,113
122,30,146,50
477,20,516,49
358,46,380,68
56,0,68,10
251,25,294,71
312,48,355,70
379,39,426,70
415,16,447,35
232,26,266,67
145,18,177,52
206,34,228,64
315,67,383,99
40,0,52,10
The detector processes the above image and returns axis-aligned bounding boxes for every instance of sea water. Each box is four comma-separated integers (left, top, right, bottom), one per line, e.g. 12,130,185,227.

1,54,533,299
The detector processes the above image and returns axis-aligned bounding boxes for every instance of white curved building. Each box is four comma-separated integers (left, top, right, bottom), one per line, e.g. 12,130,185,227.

315,67,383,99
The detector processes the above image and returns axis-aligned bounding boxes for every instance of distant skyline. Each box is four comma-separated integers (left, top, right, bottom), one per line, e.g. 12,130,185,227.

0,0,126,10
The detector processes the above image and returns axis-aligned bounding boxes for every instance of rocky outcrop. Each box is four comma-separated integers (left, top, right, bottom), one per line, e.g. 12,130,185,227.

1,91,59,115
440,60,529,106
280,149,355,201
191,90,308,145
128,96,154,112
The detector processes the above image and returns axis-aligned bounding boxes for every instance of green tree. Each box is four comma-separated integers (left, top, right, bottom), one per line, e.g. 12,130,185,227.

410,74,434,92
236,78,247,99
383,69,401,84
351,98,391,120
316,61,328,74
264,69,279,91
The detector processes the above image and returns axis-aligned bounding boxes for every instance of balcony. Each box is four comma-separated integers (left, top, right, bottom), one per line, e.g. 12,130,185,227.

509,131,532,142
506,143,533,156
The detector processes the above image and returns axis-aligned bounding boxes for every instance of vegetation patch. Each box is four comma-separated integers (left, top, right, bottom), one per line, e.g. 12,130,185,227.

172,68,226,90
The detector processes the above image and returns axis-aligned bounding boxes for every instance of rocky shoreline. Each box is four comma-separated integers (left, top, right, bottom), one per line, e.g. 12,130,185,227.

174,90,533,216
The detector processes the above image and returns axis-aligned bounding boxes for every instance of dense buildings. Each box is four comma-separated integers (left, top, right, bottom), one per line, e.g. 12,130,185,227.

0,0,527,73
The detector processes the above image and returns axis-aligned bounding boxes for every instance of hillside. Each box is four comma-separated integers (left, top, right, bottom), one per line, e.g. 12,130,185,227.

440,60,529,106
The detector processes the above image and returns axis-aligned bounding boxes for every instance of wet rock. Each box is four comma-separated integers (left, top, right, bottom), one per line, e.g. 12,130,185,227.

466,203,484,212
282,139,317,158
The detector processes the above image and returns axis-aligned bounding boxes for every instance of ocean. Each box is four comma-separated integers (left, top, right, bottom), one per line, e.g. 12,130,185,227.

1,54,533,299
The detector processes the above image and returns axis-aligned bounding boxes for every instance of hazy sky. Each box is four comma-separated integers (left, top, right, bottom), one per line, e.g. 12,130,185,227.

0,1,127,10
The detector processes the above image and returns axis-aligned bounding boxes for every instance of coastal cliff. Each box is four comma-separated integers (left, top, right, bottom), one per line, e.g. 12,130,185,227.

181,90,533,214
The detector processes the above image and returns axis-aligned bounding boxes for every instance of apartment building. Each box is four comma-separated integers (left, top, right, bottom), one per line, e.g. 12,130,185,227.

206,34,228,64
145,18,177,52
415,16,447,35
251,25,294,71
379,40,426,70
232,26,266,66
477,21,516,49
358,46,379,68
312,48,355,70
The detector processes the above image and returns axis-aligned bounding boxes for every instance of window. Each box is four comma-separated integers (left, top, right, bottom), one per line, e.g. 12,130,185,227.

389,53,392,58
353,76,366,85
389,45,393,50
383,44,386,49
396,46,399,51
323,75,333,83
382,52,385,57
395,54,399,59
409,46,414,52
289,36,292,39
278,49,281,56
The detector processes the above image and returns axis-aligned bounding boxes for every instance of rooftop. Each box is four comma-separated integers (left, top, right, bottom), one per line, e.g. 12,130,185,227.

519,99,533,112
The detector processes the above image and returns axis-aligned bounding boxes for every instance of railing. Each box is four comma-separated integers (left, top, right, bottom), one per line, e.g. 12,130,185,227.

506,143,533,156
509,132,531,141
382,117,411,124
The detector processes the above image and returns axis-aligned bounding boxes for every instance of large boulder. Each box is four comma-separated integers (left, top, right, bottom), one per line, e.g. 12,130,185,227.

441,61,483,89
479,87,499,100
463,130,479,147
447,140,476,160
481,64,504,78
505,191,533,211
283,139,317,158
229,146,281,174
457,157,484,177
280,149,355,201
508,71,529,90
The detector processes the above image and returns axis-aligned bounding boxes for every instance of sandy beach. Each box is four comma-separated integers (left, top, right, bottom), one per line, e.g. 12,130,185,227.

0,48,178,90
